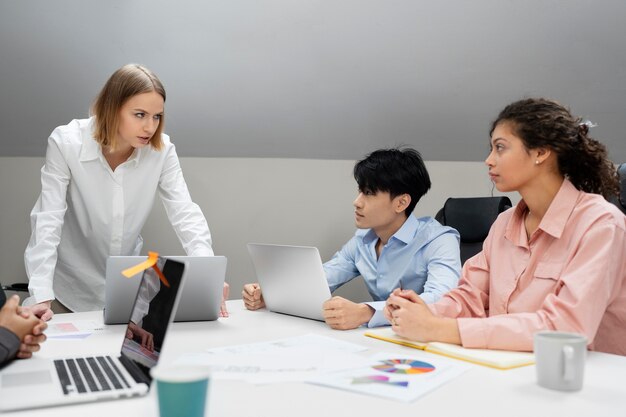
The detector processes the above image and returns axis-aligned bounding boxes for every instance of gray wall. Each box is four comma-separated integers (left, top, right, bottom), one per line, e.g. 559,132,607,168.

0,157,518,301
1,0,625,162
0,1,622,301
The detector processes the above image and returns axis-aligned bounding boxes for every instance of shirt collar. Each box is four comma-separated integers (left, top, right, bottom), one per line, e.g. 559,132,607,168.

361,214,418,245
126,148,141,166
78,117,142,166
505,178,581,243
78,118,100,162
536,179,580,238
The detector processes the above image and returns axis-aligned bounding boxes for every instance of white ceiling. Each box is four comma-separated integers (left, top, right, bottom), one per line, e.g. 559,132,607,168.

1,0,624,162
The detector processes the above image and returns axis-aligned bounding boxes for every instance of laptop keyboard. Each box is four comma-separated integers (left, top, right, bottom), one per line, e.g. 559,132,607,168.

53,356,131,395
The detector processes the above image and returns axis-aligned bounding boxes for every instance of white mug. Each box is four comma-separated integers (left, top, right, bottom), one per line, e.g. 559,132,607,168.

534,331,587,391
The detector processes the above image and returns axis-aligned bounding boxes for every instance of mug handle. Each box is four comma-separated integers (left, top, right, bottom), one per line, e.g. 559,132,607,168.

562,345,575,382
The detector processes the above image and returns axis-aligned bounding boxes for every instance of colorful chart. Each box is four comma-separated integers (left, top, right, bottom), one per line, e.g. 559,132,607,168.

373,359,436,374
352,375,409,387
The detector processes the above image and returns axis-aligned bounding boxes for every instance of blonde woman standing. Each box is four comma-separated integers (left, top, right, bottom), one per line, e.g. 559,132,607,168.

24,64,228,320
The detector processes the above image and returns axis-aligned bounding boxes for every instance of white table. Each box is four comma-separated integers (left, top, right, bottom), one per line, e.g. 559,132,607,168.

3,300,624,416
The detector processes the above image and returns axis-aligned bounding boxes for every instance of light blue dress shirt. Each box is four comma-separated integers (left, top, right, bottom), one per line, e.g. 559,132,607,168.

323,215,461,327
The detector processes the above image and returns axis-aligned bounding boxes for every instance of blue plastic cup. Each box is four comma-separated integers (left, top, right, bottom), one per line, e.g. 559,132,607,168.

151,366,211,417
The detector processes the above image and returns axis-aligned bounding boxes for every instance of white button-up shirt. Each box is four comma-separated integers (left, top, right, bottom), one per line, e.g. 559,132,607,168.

24,118,213,311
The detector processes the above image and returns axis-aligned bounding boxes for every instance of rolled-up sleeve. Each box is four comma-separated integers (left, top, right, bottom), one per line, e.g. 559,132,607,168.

430,249,492,320
458,221,626,351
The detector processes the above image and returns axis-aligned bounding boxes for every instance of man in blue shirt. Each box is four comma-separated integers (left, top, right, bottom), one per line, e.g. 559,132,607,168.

243,148,461,329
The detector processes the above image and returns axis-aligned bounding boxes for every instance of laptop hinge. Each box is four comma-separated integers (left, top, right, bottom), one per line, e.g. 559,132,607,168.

119,355,151,385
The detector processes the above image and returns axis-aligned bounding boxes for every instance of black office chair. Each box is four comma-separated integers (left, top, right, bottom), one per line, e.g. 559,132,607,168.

608,163,626,215
435,196,512,264
0,283,29,306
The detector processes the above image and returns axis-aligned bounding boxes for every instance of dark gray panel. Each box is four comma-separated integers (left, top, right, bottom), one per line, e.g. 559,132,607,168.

1,0,625,162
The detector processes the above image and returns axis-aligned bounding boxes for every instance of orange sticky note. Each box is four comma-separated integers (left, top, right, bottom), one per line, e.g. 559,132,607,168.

121,251,170,287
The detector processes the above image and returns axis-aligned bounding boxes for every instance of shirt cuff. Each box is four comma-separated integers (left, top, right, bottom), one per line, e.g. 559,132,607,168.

365,294,434,328
189,245,215,257
364,301,390,328
22,290,55,307
457,317,489,348
419,291,438,304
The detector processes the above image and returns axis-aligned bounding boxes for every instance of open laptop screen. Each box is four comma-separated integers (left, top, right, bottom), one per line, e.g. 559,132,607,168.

120,257,185,379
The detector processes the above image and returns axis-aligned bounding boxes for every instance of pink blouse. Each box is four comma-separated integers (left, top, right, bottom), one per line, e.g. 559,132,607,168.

431,179,626,355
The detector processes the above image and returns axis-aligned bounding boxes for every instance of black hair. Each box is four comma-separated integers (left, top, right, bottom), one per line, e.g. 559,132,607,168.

490,98,619,199
353,147,431,216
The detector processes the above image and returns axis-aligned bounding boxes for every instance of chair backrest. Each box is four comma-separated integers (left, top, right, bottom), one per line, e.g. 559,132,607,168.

608,163,626,215
0,283,29,307
436,196,512,264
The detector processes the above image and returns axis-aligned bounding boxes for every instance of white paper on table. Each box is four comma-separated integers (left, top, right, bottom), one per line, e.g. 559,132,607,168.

205,333,368,355
176,349,369,384
44,320,102,339
308,351,470,402
175,333,370,384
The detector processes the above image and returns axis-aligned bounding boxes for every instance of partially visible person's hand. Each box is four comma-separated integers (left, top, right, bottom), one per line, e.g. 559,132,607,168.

127,322,155,352
219,282,230,318
383,288,404,323
385,289,461,344
0,295,46,359
323,296,374,330
242,283,265,311
385,289,433,340
16,320,47,359
0,295,41,340
28,301,54,321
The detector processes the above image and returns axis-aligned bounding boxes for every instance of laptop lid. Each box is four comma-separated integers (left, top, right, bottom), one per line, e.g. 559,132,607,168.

247,243,331,321
104,256,227,324
166,256,226,322
0,256,187,412
119,256,187,381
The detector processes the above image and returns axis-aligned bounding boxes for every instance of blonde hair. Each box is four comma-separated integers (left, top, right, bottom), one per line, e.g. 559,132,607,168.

91,64,166,151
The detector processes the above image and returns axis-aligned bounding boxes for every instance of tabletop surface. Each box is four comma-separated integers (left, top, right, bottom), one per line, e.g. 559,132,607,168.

1,300,624,416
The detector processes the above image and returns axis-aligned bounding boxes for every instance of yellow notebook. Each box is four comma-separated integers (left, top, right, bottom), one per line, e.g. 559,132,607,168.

364,328,535,370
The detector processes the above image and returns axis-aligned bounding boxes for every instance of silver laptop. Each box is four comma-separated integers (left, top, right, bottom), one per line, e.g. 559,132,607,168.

0,256,187,412
247,243,332,321
104,256,226,324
